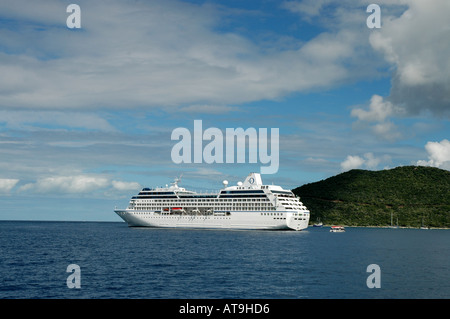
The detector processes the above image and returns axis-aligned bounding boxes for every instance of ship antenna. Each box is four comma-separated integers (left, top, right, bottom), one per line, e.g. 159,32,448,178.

173,174,183,187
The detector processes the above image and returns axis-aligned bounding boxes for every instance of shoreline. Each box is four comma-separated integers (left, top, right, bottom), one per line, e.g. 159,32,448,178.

311,224,450,230
1,219,448,230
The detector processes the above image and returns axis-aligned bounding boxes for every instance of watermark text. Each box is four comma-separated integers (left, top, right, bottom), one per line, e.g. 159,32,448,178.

66,264,81,289
366,4,381,29
66,4,81,29
366,264,381,288
171,120,279,174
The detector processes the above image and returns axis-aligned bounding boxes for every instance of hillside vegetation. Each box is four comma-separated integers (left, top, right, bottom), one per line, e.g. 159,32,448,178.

292,166,450,228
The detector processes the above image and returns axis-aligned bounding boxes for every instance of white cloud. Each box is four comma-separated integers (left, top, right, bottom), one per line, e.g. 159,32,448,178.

341,152,390,171
0,0,382,110
0,110,115,132
177,105,240,114
341,155,365,171
0,178,19,193
282,0,330,18
19,175,110,194
2,0,446,117
372,121,402,141
349,0,450,143
369,0,450,117
18,174,144,195
351,95,403,140
351,95,398,123
363,152,381,169
416,139,450,170
111,180,142,191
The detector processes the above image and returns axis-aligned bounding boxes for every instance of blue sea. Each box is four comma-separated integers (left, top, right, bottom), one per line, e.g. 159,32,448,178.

0,220,449,299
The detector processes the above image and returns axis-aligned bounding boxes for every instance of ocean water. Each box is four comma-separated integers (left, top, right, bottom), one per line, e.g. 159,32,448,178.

0,220,449,299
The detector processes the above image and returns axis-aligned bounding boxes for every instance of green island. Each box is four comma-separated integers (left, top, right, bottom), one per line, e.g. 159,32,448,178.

292,166,450,228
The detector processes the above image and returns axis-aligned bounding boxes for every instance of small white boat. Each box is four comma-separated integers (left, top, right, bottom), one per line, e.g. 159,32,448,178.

313,218,323,227
330,226,345,232
313,222,323,227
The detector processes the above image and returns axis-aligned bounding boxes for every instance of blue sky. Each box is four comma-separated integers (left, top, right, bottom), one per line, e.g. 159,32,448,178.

0,0,449,221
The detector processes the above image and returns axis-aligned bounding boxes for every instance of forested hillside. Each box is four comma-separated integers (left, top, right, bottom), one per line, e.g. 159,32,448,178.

292,166,450,228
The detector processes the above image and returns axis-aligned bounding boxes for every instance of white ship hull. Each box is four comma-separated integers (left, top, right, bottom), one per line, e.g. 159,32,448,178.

114,172,310,231
115,209,309,231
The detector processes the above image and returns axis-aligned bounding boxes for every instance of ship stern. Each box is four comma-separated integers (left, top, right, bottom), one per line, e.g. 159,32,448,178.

286,211,310,231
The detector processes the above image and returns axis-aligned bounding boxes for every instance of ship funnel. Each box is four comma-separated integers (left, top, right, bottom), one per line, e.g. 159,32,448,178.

243,173,263,187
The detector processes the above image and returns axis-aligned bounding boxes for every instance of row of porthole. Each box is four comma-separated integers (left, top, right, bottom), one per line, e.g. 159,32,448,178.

134,214,231,220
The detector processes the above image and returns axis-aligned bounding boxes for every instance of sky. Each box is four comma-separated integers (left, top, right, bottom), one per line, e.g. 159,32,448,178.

0,0,449,221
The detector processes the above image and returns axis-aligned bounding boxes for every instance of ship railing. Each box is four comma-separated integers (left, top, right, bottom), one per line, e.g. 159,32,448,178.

190,189,221,194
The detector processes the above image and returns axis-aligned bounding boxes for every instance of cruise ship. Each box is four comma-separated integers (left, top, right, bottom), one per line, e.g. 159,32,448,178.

114,173,310,231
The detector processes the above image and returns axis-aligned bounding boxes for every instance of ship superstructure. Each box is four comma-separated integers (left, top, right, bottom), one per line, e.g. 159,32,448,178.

114,173,310,230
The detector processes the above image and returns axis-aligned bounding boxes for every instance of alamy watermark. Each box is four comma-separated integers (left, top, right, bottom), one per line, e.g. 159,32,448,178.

66,264,81,289
66,3,380,30
366,4,381,29
171,120,279,174
366,264,381,288
66,4,81,29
